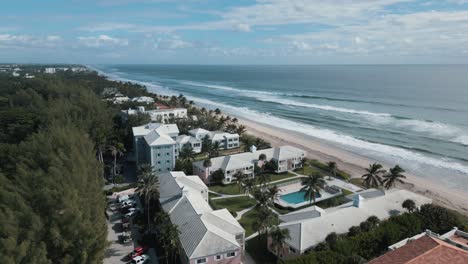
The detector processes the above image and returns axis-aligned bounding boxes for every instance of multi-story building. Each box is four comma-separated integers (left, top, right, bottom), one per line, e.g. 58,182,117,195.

44,67,56,74
132,123,179,172
159,171,245,264
192,145,306,184
189,128,240,149
176,135,202,153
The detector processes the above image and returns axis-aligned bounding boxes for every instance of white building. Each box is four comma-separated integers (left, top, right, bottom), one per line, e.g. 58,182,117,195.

189,128,240,149
176,135,202,154
192,145,306,184
147,108,187,123
159,171,245,264
132,123,180,173
271,189,432,259
44,68,56,74
132,96,155,104
12,72,20,77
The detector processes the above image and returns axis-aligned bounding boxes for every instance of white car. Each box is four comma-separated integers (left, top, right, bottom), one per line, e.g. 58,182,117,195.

120,200,136,208
131,254,149,264
125,209,138,218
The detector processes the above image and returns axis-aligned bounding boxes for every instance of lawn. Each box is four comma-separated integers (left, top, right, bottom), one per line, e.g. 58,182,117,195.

265,172,297,182
296,165,323,176
210,196,257,215
349,177,366,188
238,208,279,237
209,183,243,195
246,234,278,264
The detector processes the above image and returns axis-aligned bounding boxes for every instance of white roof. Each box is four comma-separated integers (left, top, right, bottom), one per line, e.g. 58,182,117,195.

280,189,432,251
193,145,306,171
132,123,179,137
144,130,175,146
189,128,211,137
176,135,201,145
159,171,244,259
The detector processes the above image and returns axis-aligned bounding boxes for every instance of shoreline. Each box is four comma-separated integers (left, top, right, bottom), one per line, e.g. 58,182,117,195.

94,67,468,216
238,117,468,216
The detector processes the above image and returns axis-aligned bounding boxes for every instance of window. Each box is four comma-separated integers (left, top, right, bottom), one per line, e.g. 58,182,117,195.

289,246,296,253
196,258,206,264
157,161,161,164
166,152,170,156
226,252,236,258
157,153,161,157
215,255,222,261
166,160,170,163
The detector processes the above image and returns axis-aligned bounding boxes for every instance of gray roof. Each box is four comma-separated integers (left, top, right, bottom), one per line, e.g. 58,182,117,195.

279,209,322,223
144,130,175,146
283,223,302,250
346,188,385,200
159,172,183,204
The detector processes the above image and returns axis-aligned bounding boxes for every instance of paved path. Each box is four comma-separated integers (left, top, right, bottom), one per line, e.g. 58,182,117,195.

235,205,256,220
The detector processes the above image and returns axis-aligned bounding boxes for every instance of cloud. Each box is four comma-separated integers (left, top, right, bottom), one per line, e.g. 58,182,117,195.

291,40,311,50
234,23,251,32
77,35,129,48
0,34,62,49
154,36,193,50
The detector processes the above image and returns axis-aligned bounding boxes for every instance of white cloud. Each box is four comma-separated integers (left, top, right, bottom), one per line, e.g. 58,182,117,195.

291,40,311,50
234,23,251,32
0,34,62,48
78,35,129,48
154,36,193,49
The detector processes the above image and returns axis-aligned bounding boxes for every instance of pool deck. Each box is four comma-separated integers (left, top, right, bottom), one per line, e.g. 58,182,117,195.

274,177,363,209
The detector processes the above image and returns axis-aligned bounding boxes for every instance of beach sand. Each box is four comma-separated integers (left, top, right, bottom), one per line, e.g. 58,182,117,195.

238,118,468,216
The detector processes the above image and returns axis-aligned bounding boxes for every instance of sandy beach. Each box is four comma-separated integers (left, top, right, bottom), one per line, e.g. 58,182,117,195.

238,117,468,216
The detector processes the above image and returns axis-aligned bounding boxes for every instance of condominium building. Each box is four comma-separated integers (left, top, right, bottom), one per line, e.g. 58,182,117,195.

132,123,179,172
189,128,240,149
192,145,306,184
159,171,245,264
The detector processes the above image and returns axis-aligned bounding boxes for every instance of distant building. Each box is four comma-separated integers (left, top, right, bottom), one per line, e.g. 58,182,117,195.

132,96,154,104
270,189,432,259
369,227,468,264
192,145,306,184
189,128,240,149
44,68,56,74
147,108,187,123
25,74,35,79
159,171,245,264
176,135,202,154
132,123,179,173
12,72,20,77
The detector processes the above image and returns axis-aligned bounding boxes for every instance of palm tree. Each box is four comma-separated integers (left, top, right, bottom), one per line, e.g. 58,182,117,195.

301,174,326,204
243,179,255,195
179,145,195,161
203,159,212,182
269,225,291,263
383,165,406,189
402,199,416,213
361,163,386,188
108,142,125,182
267,185,281,201
257,173,271,187
137,167,160,229
233,171,246,191
160,223,180,264
301,157,308,175
327,161,337,180
236,125,246,136
254,206,277,235
209,142,220,157
253,188,273,208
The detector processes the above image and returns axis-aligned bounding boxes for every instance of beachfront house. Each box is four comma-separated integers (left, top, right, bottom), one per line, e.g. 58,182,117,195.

192,145,306,184
159,171,245,264
147,108,187,123
368,227,468,263
268,189,432,259
132,123,179,172
132,96,155,104
189,128,240,150
176,135,202,154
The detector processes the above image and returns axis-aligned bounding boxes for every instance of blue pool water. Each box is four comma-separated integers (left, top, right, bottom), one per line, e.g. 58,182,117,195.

280,191,322,204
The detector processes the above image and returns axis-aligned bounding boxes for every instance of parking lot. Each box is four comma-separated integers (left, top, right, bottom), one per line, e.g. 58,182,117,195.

103,189,158,264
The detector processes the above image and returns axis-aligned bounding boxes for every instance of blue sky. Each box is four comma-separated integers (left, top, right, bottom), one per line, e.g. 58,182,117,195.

1,0,468,64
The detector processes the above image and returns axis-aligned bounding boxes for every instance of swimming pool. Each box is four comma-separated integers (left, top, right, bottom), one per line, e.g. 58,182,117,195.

280,191,322,204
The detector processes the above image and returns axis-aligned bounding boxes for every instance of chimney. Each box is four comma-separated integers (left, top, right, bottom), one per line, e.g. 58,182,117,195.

250,145,257,153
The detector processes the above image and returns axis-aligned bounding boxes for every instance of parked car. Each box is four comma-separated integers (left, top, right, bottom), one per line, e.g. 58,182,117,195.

120,201,136,209
118,194,130,203
130,254,149,264
128,246,149,258
125,210,138,218
121,206,137,214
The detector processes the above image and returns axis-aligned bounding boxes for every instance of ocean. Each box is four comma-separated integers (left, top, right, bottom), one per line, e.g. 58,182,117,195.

93,65,468,191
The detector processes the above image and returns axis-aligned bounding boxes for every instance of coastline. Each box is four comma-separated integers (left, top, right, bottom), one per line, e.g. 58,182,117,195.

93,67,468,216
238,117,468,216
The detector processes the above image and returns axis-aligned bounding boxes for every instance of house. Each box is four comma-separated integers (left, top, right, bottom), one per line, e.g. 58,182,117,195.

159,171,245,264
269,189,432,259
192,145,306,184
176,135,202,154
132,123,179,172
44,67,56,74
132,96,155,104
369,227,468,263
189,128,240,149
113,95,130,104
146,108,187,123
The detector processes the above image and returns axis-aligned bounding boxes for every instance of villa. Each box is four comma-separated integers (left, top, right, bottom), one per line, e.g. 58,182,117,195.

147,107,187,123
189,128,240,150
192,145,306,184
159,171,245,264
132,123,179,172
369,227,468,263
269,189,432,259
176,135,202,153
132,96,155,104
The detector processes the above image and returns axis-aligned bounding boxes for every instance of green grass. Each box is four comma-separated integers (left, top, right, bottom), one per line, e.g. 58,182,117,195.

239,208,280,237
210,196,257,215
341,188,354,196
209,183,243,195
349,178,366,188
246,234,278,264
267,177,305,187
296,165,323,176
308,159,351,180
209,192,221,198
256,172,297,184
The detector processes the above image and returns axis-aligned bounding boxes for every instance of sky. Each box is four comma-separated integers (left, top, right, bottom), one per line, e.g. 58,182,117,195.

1,0,468,64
